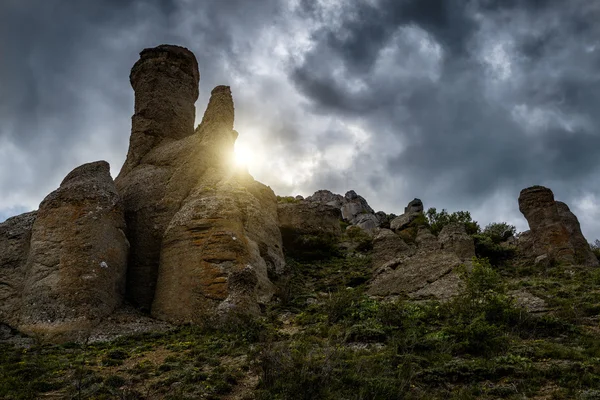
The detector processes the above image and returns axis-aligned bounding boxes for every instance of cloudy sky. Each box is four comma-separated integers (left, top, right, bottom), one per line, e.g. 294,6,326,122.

2,0,600,240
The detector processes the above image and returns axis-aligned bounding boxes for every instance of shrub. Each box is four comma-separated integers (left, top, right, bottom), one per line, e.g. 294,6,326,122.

482,222,516,243
426,208,480,236
473,234,516,266
590,239,600,262
277,195,300,204
346,226,373,252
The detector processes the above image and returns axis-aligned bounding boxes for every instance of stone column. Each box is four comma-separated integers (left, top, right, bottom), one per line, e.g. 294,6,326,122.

120,45,200,175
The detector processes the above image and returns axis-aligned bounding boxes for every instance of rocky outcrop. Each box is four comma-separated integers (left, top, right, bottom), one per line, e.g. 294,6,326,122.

556,201,599,266
115,45,286,323
390,198,424,232
370,229,414,270
306,190,345,208
278,201,342,239
369,224,474,300
0,212,37,327
306,189,384,232
277,200,342,260
19,161,129,342
518,186,597,266
116,45,201,310
405,198,424,214
438,222,475,262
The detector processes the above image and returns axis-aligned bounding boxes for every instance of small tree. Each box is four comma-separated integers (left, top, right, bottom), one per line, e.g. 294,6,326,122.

426,207,480,236
590,239,600,261
482,222,517,244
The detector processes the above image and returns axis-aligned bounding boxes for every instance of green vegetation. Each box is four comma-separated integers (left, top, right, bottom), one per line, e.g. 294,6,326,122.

2,219,600,399
426,208,481,235
590,239,600,262
276,195,300,204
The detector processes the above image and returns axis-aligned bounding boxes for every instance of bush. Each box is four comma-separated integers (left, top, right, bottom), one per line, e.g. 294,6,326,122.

443,258,516,355
473,234,516,266
591,239,600,262
426,208,480,236
482,222,516,243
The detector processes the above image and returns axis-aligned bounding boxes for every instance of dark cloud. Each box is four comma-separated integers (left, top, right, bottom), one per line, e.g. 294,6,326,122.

1,0,600,240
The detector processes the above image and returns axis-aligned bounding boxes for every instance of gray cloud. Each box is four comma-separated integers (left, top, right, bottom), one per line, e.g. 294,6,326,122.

1,0,600,240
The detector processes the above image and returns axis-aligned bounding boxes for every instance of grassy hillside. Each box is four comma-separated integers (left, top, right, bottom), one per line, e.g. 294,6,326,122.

2,230,600,399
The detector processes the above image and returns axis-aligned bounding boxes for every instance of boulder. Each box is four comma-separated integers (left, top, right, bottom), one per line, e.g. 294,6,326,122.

390,198,424,232
340,190,375,224
19,161,129,342
405,198,424,214
369,248,462,301
390,213,419,232
0,211,37,327
519,186,596,265
353,213,381,232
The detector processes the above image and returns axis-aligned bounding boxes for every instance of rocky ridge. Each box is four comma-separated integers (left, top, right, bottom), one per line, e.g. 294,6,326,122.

0,45,598,343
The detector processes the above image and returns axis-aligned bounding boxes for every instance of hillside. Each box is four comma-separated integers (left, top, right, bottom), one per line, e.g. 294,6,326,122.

1,44,600,400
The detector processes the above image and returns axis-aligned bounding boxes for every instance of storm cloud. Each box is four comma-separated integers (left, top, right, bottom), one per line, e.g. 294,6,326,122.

1,0,600,239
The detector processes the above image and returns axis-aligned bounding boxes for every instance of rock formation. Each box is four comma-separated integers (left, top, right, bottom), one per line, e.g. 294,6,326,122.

305,189,384,232
556,201,599,266
518,186,597,266
391,198,424,232
278,200,342,253
368,223,475,300
115,45,286,323
0,212,37,327
4,43,600,345
116,45,201,310
19,161,129,342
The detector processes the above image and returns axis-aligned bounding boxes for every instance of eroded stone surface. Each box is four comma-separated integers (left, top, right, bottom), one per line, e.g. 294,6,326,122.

519,186,596,265
0,211,37,327
369,226,470,300
115,44,286,323
19,161,129,342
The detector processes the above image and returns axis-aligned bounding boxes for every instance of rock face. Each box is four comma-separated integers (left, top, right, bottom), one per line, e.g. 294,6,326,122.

306,189,383,232
0,212,37,327
115,45,286,323
556,201,599,266
369,224,474,300
278,201,342,239
518,186,597,266
116,45,201,310
19,161,129,342
390,198,424,232
438,222,475,262
405,198,424,214
277,200,342,260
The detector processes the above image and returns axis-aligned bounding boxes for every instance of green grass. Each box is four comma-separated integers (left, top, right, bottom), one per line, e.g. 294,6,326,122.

2,235,600,399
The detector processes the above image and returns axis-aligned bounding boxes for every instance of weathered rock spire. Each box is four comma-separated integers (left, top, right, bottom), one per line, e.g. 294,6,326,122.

121,45,200,175
197,85,237,164
518,185,598,265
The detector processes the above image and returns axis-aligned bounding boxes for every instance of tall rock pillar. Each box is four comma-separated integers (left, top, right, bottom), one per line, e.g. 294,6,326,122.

116,45,200,309
120,45,200,175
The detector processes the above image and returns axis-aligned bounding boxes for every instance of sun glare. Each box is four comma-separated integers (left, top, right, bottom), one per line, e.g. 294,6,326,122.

233,141,255,168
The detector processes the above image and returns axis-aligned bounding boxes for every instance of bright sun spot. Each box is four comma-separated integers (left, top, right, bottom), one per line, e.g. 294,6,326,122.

233,141,255,168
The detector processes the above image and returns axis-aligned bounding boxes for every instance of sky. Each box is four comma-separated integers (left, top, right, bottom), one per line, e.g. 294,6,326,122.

1,0,600,240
